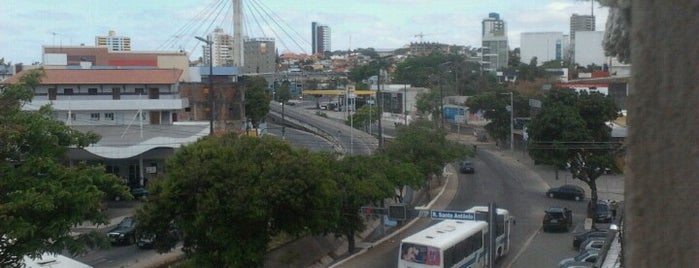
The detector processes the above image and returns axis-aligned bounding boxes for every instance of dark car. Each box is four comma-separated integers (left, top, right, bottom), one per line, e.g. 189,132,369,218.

459,160,475,174
546,184,585,201
543,207,573,232
137,222,181,249
593,200,613,223
130,187,149,201
108,217,137,245
573,229,609,249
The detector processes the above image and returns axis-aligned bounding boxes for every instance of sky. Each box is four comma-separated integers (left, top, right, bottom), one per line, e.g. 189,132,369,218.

0,0,609,65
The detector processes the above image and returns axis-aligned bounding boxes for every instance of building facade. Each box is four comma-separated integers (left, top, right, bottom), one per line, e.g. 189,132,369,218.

202,27,235,67
95,30,131,51
569,13,595,62
2,68,207,189
41,45,191,80
312,22,331,56
243,37,276,74
520,32,564,65
574,31,606,66
481,13,509,72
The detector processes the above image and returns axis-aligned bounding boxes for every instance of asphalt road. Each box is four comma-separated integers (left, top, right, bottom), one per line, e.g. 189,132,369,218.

334,147,592,268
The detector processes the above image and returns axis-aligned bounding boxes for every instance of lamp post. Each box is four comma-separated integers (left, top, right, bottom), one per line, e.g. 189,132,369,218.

195,36,214,136
377,67,383,149
404,83,408,125
500,92,514,154
438,62,452,128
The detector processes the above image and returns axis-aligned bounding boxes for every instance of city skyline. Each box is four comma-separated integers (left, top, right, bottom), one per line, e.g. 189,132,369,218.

1,0,608,65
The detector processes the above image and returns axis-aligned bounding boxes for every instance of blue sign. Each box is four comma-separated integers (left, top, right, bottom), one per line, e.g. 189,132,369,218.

430,210,476,221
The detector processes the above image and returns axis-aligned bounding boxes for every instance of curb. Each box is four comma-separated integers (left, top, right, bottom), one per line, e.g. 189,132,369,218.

328,164,454,268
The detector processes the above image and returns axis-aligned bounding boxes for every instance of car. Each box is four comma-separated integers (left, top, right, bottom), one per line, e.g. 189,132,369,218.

546,184,585,201
459,160,475,174
558,248,600,268
130,187,149,201
560,260,595,268
542,207,573,232
573,228,609,249
579,237,607,253
593,200,613,223
107,217,137,245
137,222,181,249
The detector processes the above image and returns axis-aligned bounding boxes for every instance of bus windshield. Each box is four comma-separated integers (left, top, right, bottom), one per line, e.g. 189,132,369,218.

400,243,440,265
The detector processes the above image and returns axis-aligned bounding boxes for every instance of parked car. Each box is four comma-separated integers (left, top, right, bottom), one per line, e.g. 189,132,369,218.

573,229,609,249
593,200,613,223
459,160,475,174
108,217,137,245
558,248,600,268
579,237,607,253
130,187,149,201
137,222,181,249
561,261,595,268
546,184,585,201
543,207,573,232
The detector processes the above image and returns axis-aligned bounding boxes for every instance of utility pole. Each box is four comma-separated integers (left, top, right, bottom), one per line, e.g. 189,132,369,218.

195,36,214,136
377,67,383,149
500,92,514,154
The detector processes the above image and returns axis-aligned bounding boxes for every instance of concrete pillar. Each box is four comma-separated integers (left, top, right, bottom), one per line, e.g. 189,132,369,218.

626,1,699,266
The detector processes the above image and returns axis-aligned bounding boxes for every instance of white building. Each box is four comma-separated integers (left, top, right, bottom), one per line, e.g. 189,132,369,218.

574,31,606,66
202,27,235,67
95,30,131,51
520,32,565,65
3,68,207,188
481,13,509,72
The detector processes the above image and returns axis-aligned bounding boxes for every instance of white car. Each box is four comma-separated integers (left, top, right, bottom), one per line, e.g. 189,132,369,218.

579,237,606,253
559,248,600,268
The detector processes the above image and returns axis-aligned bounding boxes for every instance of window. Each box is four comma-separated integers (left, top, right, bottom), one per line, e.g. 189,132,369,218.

66,112,76,121
90,113,100,120
64,88,74,95
88,88,98,95
104,112,114,120
135,88,145,95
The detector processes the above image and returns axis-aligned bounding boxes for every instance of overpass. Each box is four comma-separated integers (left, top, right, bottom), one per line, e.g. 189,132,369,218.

302,89,376,97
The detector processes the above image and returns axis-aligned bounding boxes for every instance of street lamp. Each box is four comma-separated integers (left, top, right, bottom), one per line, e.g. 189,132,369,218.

500,92,514,154
195,36,214,136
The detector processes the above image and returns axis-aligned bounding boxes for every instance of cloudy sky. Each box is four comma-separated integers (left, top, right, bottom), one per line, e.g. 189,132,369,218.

1,0,608,64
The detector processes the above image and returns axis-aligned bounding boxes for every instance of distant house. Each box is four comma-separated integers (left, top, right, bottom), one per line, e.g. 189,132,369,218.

2,68,208,188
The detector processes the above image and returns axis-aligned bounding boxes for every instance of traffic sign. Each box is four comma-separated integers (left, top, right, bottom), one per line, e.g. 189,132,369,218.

430,210,476,221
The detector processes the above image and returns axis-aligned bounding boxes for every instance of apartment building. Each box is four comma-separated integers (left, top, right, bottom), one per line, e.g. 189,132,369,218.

2,68,207,188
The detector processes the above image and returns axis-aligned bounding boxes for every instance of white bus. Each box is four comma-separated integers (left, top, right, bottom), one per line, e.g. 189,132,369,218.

464,206,514,260
398,220,488,268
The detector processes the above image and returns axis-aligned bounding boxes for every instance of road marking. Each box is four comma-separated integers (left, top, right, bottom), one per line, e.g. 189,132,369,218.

502,227,541,268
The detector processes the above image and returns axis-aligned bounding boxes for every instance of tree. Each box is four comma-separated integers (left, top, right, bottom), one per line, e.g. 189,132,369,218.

329,154,395,253
466,91,528,146
0,69,130,266
243,76,271,128
346,103,378,131
382,120,469,197
527,88,620,218
415,89,441,123
135,135,339,267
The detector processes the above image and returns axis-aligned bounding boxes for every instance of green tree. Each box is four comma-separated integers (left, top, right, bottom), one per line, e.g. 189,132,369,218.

330,154,394,253
466,91,528,146
527,88,620,218
383,120,468,194
135,135,339,267
0,69,130,266
346,103,378,131
244,76,271,128
415,89,441,123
